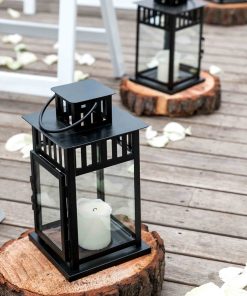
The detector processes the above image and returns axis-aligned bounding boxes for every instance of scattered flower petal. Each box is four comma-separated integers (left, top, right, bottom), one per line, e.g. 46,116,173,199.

17,51,37,66
53,42,59,50
5,133,32,152
74,70,89,82
219,267,245,283
75,53,95,66
163,122,192,142
6,60,22,70
222,271,247,290
0,209,5,223
14,43,28,52
223,286,247,296
7,8,21,18
43,54,58,65
20,144,32,158
2,34,23,44
147,135,169,148
209,65,221,75
0,56,14,66
145,126,158,140
185,283,224,296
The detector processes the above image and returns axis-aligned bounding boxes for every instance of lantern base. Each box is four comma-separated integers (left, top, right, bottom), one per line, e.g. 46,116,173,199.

29,231,151,282
120,71,221,117
132,76,205,95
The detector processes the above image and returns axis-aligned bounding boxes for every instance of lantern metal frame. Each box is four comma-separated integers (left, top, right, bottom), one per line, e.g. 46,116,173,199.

132,0,205,94
23,80,151,281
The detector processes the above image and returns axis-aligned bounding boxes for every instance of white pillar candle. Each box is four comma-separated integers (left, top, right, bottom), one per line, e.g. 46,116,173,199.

156,50,180,82
77,198,112,251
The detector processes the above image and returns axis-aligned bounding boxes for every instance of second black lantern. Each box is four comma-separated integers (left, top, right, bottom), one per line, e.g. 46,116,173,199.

132,0,205,94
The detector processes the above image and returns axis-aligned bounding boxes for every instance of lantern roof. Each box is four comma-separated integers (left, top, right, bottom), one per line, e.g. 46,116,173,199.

138,0,205,15
51,80,115,104
23,107,147,149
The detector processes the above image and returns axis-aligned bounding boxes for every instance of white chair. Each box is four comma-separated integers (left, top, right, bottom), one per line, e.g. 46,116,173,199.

0,0,125,96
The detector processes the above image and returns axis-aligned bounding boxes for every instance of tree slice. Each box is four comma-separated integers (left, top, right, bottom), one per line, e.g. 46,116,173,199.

0,226,165,296
120,72,221,117
204,2,247,26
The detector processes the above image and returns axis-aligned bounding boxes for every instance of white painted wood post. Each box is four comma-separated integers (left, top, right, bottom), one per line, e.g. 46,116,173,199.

57,0,77,85
100,0,125,78
23,0,36,15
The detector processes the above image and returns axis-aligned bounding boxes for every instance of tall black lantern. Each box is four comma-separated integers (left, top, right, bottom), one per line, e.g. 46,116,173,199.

23,79,151,281
133,0,205,94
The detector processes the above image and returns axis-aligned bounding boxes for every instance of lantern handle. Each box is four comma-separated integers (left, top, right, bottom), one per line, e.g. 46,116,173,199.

39,95,98,134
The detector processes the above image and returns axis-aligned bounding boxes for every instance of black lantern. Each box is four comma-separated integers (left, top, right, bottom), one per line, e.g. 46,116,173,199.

23,79,151,281
132,0,205,94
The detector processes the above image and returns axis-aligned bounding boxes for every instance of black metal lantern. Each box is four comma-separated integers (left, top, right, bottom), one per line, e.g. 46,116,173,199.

23,79,151,281
132,0,205,94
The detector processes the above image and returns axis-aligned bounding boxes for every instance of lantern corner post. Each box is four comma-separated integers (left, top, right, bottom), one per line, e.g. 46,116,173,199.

132,130,142,247
64,148,79,271
168,15,176,92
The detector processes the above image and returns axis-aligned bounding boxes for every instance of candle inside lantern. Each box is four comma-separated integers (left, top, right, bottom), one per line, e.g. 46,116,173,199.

77,198,112,251
156,50,180,82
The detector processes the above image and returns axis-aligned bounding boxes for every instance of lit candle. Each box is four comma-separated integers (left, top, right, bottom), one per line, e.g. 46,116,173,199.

77,199,112,251
156,50,180,82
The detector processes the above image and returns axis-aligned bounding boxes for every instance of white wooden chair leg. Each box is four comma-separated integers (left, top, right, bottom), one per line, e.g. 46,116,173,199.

100,0,125,78
23,0,36,15
57,0,77,85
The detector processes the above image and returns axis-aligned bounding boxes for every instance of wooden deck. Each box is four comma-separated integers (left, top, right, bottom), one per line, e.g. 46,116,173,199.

0,1,247,295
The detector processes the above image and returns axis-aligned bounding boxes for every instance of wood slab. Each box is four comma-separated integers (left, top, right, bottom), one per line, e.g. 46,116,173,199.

120,72,221,117
0,227,165,296
204,2,247,26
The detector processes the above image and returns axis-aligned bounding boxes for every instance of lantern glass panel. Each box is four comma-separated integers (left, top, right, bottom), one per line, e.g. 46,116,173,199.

138,24,171,83
173,24,200,83
36,163,63,251
76,160,135,261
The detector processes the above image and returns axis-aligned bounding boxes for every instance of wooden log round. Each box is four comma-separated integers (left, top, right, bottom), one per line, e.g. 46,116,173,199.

0,226,165,296
120,72,221,117
204,2,247,26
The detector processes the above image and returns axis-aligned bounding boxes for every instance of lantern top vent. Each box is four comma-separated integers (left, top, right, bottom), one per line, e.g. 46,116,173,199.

138,0,204,15
154,0,187,6
51,79,115,104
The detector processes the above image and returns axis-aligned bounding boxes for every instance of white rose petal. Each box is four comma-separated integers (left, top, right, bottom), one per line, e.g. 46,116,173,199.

43,54,58,65
7,8,21,18
185,283,224,296
222,271,247,290
74,70,89,82
209,65,221,75
14,43,28,52
0,56,14,66
5,133,32,152
147,135,169,148
75,53,95,66
223,285,247,296
6,60,22,70
17,52,37,66
219,267,244,283
163,122,191,142
53,42,59,50
20,144,32,158
2,34,23,44
145,126,158,140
